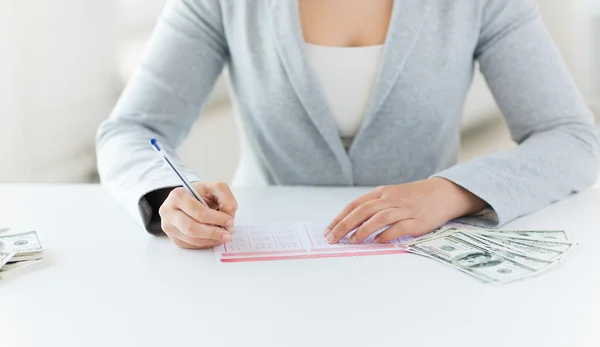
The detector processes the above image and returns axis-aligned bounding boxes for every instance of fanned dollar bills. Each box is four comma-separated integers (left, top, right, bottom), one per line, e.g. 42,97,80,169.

408,228,577,284
0,229,46,279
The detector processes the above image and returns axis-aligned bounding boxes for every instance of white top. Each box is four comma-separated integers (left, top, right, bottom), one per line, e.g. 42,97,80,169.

305,43,384,148
2,184,600,347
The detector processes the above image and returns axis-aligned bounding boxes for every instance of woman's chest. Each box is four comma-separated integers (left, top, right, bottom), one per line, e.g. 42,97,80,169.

224,1,481,117
298,0,394,47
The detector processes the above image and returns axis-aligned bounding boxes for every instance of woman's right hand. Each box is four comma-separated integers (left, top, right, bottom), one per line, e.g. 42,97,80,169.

159,182,238,249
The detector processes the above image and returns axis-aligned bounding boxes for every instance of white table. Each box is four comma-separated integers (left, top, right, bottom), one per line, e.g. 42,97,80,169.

1,184,599,347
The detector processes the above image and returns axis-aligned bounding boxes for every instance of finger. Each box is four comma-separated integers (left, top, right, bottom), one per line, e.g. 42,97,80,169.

327,199,393,244
176,190,234,228
351,208,412,244
325,190,382,235
205,182,238,218
164,224,222,249
171,210,232,243
374,219,432,244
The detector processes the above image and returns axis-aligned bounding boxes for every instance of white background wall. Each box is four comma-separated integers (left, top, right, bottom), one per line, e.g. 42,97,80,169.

0,0,119,182
592,3,600,107
0,0,598,184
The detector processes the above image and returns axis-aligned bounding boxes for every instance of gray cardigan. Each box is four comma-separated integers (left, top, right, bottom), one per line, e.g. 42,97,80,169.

96,0,599,233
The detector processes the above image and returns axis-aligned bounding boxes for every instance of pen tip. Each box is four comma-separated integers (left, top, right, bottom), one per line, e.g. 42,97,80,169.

150,138,160,151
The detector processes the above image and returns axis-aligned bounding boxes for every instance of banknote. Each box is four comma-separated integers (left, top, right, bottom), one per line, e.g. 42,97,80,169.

409,232,539,284
506,238,575,252
398,226,455,245
454,232,554,271
0,231,43,254
0,252,15,271
1,259,31,272
0,231,44,263
0,230,46,280
7,252,45,262
469,229,569,242
473,234,565,262
407,245,491,283
0,226,9,234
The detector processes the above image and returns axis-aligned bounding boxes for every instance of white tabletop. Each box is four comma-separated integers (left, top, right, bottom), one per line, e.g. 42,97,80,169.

1,184,599,347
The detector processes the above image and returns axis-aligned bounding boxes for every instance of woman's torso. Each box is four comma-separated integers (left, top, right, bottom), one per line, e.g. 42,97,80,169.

226,0,479,187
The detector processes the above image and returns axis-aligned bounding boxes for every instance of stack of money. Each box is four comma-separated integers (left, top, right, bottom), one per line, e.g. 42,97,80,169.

0,230,46,280
408,228,576,284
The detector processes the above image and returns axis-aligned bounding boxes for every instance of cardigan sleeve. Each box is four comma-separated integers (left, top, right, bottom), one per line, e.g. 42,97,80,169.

96,0,227,232
433,0,600,227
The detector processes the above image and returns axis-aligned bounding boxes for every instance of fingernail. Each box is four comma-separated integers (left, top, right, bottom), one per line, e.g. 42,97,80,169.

350,235,357,244
326,233,335,244
229,227,236,234
222,234,232,243
226,220,234,227
374,236,381,244
323,228,330,236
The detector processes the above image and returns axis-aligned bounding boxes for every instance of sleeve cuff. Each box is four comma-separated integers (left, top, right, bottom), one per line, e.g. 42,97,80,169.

138,187,176,236
102,169,203,234
431,169,505,228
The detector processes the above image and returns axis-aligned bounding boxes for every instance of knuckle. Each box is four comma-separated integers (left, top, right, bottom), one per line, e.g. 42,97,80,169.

349,199,361,209
171,187,186,198
158,203,168,217
224,201,238,212
208,228,221,241
363,202,377,214
376,186,389,195
355,204,367,214
195,207,207,221
375,211,392,225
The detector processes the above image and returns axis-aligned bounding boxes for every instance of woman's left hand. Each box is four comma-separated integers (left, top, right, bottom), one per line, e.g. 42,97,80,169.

324,178,487,244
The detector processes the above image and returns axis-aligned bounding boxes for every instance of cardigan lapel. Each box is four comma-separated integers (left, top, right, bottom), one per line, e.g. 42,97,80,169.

351,0,431,151
265,0,430,179
266,0,353,182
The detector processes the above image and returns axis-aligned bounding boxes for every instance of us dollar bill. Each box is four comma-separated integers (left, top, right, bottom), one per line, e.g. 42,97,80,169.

454,232,554,271
506,238,575,252
407,244,491,283
409,232,539,284
0,231,43,254
473,234,565,262
0,252,15,271
399,226,455,245
482,234,574,256
469,229,569,242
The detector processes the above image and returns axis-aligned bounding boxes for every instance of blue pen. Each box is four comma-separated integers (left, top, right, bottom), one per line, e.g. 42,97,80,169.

149,139,210,208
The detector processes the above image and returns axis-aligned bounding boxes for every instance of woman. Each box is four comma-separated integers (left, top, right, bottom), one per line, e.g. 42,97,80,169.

97,0,599,249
